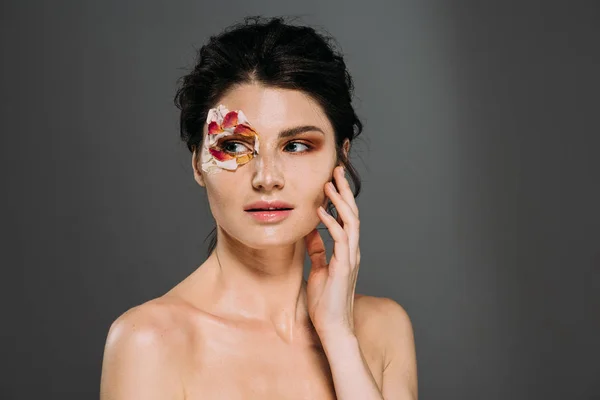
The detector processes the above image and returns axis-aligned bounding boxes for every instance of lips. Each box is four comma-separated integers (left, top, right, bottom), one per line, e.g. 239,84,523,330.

244,200,294,212
243,201,294,223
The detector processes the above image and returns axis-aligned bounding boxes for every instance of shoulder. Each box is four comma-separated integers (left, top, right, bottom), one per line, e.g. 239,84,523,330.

354,294,415,362
105,297,194,351
354,294,413,330
100,297,193,399
354,295,418,398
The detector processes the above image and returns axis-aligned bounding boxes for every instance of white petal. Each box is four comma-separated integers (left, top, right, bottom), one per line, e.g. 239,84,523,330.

206,104,230,124
237,110,250,125
216,105,229,121
206,108,219,124
215,157,238,170
254,136,260,154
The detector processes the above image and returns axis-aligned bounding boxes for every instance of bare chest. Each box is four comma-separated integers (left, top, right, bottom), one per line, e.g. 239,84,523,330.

181,323,383,400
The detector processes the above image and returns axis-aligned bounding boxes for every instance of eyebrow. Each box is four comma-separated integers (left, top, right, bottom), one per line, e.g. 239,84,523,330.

278,125,325,139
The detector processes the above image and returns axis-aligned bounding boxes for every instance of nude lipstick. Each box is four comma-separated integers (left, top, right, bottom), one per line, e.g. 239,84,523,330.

244,200,294,223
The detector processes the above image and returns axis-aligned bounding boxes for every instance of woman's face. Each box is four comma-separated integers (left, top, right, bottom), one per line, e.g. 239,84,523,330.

193,83,340,249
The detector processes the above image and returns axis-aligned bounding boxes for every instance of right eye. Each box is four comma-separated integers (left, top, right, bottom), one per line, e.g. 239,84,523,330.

220,140,253,155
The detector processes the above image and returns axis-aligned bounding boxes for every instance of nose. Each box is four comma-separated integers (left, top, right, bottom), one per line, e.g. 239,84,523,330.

251,151,285,192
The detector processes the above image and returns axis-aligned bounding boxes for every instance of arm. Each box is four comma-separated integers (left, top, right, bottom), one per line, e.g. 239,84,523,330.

381,298,418,400
320,330,384,400
320,297,418,400
100,306,185,400
307,168,417,398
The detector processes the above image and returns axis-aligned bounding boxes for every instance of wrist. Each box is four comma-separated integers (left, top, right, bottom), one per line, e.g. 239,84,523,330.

320,332,360,365
317,328,357,348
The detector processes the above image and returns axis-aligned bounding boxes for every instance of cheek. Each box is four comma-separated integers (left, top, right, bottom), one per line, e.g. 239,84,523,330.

204,175,241,218
289,159,334,207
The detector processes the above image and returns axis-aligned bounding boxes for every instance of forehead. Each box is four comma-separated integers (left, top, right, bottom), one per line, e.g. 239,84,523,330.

214,84,333,137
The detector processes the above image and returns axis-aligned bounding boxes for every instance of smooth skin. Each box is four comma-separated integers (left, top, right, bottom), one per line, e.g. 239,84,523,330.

100,83,417,399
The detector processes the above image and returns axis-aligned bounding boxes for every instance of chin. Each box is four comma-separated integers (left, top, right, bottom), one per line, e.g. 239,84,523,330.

225,220,318,250
244,226,304,249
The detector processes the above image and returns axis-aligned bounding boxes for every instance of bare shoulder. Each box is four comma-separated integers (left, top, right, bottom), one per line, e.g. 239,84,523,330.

354,294,413,334
354,294,418,399
105,296,194,349
100,297,193,399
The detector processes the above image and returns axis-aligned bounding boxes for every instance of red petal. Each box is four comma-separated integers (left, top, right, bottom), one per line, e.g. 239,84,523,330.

209,148,234,161
208,121,223,135
233,124,258,137
222,111,239,129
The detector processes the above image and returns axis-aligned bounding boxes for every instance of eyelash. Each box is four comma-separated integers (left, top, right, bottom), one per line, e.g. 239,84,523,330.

283,141,312,153
220,141,252,155
220,140,313,155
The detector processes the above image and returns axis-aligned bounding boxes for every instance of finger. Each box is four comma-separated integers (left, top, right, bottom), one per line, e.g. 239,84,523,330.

334,166,359,217
305,228,327,272
325,181,357,231
325,182,360,266
336,211,343,227
317,206,350,275
325,202,344,227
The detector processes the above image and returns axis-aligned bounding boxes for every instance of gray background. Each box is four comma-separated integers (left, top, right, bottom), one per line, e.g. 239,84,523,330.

1,0,599,399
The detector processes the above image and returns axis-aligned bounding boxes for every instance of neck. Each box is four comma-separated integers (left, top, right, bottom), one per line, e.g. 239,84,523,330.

204,227,313,340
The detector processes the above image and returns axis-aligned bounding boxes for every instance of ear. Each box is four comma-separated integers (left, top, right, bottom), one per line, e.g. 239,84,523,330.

339,138,351,166
192,147,206,187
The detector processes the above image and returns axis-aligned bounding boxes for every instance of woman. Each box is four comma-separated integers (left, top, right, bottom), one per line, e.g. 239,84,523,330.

100,17,417,399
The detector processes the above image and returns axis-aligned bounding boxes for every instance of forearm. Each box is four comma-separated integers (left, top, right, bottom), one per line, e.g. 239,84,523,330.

320,332,384,400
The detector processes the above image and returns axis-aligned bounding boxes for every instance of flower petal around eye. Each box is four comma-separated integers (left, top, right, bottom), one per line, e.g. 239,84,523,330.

222,111,239,128
235,153,254,166
208,121,223,135
215,157,238,170
206,108,219,124
237,110,250,125
254,136,260,154
233,124,258,137
216,105,229,119
207,105,229,124
209,148,235,161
